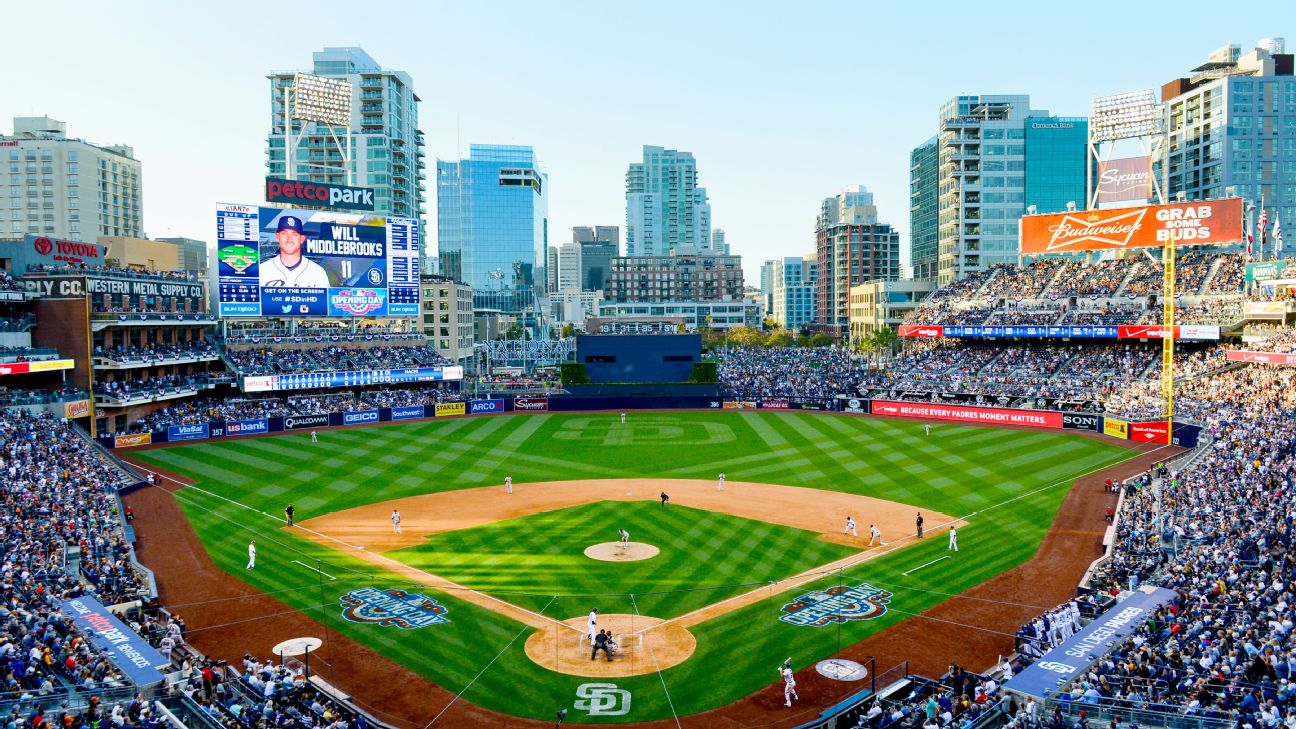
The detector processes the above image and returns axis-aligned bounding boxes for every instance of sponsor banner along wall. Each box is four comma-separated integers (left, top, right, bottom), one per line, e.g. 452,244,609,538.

1095,155,1153,205
0,359,75,376
435,402,466,417
1226,350,1296,365
898,325,1218,341
242,366,464,392
1020,198,1243,254
284,414,330,430
1103,417,1129,439
869,401,1063,428
469,399,505,414
167,424,209,441
1129,420,1171,444
389,405,428,420
513,396,549,411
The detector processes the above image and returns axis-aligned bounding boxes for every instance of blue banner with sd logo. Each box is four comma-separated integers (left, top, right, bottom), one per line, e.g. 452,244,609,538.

470,399,505,414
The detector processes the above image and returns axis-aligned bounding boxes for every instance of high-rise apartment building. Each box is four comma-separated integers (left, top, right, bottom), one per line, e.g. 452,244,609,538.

437,145,548,318
556,242,582,291
267,48,425,227
771,255,816,329
759,260,777,317
420,274,474,366
814,186,900,334
909,137,940,281
625,146,711,256
155,237,208,274
712,228,728,254
911,95,1087,284
1,116,142,241
572,226,619,292
1162,40,1295,236
605,254,743,304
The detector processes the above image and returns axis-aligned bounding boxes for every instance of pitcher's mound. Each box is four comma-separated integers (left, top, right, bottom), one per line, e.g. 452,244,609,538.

584,542,659,562
524,614,696,677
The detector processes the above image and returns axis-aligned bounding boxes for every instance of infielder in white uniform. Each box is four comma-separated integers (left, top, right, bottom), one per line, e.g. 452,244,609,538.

717,472,726,491
868,524,883,546
587,608,599,645
844,516,858,537
392,509,402,534
505,475,512,494
246,540,256,570
620,412,626,425
259,215,330,289
948,525,958,551
619,528,630,548
780,660,798,707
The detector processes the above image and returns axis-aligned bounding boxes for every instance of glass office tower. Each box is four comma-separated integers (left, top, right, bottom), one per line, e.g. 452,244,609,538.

437,145,548,319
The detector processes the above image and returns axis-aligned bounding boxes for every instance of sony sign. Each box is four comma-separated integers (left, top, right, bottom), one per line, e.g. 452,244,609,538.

265,177,375,212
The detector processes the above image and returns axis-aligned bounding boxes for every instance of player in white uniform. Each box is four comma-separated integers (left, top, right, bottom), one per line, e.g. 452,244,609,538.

310,430,317,443
618,528,630,548
717,472,726,491
246,540,256,570
844,516,858,537
620,412,626,425
505,475,512,494
780,659,798,706
259,215,330,289
948,525,958,551
392,509,402,534
868,524,883,546
587,608,599,645
925,424,932,436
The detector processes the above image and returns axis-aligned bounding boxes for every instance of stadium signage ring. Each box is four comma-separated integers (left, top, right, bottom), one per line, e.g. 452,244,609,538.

816,659,869,682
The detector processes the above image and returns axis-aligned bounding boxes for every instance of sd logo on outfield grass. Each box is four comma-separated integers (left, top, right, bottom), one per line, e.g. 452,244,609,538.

340,588,449,629
780,583,892,627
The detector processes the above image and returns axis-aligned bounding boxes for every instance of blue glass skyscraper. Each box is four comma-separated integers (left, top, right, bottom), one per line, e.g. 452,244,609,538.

437,145,548,318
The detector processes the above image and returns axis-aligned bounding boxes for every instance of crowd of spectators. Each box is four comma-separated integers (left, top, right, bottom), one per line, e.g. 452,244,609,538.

983,260,1066,300
362,385,465,409
1051,260,1132,298
1240,325,1296,354
0,313,35,332
94,375,211,403
0,270,22,292
93,341,217,364
25,264,198,281
716,347,873,398
1002,360,1296,726
1060,304,1143,325
225,345,446,376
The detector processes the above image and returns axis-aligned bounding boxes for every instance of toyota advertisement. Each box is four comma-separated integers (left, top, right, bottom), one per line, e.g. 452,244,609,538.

1020,198,1244,254
215,204,420,317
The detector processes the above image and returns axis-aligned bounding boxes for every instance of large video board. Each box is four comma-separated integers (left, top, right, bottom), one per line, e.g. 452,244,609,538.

215,204,420,317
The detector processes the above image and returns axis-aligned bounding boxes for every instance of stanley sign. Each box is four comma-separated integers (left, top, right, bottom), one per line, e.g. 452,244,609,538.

1021,198,1243,254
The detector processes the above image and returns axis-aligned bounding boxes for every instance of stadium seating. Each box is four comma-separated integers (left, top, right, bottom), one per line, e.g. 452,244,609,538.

224,344,447,376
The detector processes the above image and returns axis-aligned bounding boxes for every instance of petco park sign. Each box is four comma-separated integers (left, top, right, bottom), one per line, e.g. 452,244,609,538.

265,177,375,212
1020,198,1243,254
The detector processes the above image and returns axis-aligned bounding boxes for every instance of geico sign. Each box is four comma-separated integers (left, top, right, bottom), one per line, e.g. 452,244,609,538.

265,177,375,211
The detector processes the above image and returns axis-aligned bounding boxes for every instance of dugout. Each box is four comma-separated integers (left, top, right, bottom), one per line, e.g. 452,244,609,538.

575,333,702,384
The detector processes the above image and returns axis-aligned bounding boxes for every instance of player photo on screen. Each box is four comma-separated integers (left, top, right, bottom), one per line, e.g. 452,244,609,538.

257,208,388,290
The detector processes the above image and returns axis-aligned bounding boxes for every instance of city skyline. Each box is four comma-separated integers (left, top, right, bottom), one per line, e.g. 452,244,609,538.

2,0,1290,283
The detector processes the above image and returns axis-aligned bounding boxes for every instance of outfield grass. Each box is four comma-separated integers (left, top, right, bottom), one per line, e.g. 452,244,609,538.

133,411,1133,723
396,501,860,618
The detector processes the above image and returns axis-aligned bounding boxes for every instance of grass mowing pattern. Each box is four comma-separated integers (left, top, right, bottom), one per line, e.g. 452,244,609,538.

134,412,1134,723
394,502,859,618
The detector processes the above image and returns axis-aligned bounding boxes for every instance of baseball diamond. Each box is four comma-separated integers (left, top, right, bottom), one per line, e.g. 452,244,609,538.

126,410,1143,725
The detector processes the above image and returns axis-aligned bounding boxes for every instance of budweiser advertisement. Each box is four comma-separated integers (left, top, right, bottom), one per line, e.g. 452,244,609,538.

1129,420,1171,444
1020,198,1243,254
1095,156,1153,205
1226,350,1296,366
869,401,1062,429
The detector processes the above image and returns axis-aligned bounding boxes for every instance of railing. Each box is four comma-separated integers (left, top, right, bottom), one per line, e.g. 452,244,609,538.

1045,696,1235,729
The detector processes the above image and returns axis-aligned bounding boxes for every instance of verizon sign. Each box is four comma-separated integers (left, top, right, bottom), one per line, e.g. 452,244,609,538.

1096,156,1152,205
1226,350,1296,366
1021,198,1244,254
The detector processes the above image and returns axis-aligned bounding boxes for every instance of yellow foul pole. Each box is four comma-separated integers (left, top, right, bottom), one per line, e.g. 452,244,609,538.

1161,229,1176,445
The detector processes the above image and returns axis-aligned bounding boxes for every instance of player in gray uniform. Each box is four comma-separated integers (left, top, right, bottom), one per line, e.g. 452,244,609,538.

259,215,330,289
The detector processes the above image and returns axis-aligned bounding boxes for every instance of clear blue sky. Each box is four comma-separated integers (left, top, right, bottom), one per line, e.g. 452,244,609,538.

4,0,1289,282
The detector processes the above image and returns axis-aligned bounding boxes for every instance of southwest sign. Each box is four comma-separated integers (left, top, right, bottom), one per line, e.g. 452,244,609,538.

265,177,375,212
1021,198,1243,254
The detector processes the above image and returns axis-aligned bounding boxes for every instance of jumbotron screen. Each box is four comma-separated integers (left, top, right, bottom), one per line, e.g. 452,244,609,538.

215,203,420,317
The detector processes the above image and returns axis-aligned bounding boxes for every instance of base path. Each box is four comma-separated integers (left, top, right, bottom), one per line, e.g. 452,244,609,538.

294,478,961,634
524,613,696,678
585,542,660,562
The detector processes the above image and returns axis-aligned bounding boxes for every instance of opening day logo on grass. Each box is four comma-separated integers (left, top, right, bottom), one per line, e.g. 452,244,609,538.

339,588,449,629
779,583,893,627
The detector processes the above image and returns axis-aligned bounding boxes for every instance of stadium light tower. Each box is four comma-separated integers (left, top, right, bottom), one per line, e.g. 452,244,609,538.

1088,90,1163,209
284,72,354,185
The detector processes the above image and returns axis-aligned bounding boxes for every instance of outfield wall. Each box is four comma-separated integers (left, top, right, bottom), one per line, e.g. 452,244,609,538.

96,393,1202,451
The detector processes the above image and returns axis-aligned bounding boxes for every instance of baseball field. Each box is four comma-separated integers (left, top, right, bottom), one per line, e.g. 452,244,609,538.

128,411,1139,725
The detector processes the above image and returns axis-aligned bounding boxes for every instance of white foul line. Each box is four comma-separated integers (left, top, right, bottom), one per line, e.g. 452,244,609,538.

901,555,950,576
292,560,336,580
